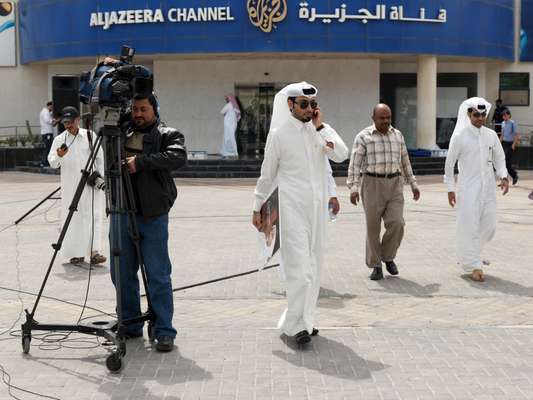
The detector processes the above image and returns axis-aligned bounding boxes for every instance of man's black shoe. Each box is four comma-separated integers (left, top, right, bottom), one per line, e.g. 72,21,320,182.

370,267,383,280
294,330,311,344
512,176,518,185
385,261,399,275
155,336,174,352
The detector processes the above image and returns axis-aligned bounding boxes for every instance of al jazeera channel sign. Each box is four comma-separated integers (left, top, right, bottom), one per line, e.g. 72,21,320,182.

19,0,514,64
0,2,15,66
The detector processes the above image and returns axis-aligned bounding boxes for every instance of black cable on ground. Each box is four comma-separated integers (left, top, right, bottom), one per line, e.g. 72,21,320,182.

0,228,24,337
0,286,112,317
0,223,16,234
0,192,105,400
141,263,280,297
0,364,61,400
0,199,60,234
0,228,67,400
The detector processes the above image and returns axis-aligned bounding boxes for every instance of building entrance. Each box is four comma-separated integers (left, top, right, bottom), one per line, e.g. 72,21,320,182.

380,73,477,149
235,83,283,158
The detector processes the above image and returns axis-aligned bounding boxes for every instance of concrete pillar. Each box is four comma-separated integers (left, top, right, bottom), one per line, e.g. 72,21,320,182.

416,55,437,149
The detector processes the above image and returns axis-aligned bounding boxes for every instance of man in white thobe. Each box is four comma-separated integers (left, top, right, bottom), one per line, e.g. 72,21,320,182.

252,82,348,344
39,101,57,166
444,97,509,282
48,106,106,265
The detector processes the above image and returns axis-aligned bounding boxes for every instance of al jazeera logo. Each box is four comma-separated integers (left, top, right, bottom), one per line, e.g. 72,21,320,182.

247,0,287,33
0,2,13,17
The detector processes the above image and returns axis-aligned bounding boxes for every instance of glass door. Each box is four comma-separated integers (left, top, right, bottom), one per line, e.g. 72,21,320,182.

235,83,281,158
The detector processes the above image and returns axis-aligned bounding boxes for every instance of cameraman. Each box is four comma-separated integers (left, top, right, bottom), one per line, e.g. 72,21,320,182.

47,106,107,265
111,93,187,353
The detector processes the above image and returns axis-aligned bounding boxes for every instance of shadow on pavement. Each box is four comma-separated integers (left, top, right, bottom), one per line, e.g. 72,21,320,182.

24,338,211,399
272,287,357,310
273,335,389,381
374,277,441,298
461,274,533,297
53,262,109,281
317,287,357,310
96,339,212,399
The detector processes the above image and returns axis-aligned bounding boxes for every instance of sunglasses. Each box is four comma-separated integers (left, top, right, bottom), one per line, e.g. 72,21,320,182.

293,99,318,110
471,112,487,118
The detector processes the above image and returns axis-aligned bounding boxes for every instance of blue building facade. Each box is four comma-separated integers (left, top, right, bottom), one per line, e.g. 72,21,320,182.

9,0,527,155
19,0,514,64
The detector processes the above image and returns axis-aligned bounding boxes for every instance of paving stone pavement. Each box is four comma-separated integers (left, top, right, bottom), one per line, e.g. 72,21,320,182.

0,171,533,400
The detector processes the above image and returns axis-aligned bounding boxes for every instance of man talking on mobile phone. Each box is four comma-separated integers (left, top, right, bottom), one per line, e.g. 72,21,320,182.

252,82,348,345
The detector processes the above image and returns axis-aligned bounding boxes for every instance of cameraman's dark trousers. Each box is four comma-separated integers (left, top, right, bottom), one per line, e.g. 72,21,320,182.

110,213,176,339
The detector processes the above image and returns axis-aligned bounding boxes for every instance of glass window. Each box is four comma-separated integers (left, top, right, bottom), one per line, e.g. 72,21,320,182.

499,73,530,106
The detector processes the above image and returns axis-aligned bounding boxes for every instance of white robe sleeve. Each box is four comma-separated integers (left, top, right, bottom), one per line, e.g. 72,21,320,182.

47,134,64,169
326,159,337,197
492,133,508,179
320,124,349,163
39,109,52,131
444,133,460,192
220,102,231,116
253,131,281,212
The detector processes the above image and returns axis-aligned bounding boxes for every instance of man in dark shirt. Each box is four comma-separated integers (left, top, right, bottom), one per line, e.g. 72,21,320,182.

110,94,187,352
491,99,506,137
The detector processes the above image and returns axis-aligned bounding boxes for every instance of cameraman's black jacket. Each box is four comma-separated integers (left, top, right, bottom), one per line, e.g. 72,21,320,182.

127,120,187,219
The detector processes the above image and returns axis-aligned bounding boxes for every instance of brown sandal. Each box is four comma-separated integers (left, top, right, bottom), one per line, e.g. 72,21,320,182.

90,254,107,265
69,257,85,264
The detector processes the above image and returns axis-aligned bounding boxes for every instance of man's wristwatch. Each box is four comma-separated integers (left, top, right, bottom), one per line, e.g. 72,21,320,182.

502,177,509,181
316,124,325,132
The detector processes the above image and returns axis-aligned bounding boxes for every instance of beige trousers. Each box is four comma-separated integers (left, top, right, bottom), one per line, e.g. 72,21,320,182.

361,175,405,268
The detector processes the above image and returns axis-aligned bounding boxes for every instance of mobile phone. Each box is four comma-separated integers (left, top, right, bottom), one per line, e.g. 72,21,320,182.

60,143,68,151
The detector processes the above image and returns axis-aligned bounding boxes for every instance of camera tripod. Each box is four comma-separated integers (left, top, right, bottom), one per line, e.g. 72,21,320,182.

21,107,154,372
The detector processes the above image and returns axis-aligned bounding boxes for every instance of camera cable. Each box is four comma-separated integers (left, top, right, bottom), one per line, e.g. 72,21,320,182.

141,262,280,297
0,199,60,234
0,183,105,400
0,227,61,400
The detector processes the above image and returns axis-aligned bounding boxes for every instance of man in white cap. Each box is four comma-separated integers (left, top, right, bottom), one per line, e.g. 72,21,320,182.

48,106,107,266
252,82,348,345
444,97,509,282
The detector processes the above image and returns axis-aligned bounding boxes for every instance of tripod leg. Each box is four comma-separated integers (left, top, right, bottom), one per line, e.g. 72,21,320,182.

26,136,103,320
15,186,61,225
104,122,150,344
121,169,155,331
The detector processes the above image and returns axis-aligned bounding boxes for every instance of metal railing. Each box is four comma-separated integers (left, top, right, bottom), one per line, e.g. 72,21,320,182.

0,123,42,146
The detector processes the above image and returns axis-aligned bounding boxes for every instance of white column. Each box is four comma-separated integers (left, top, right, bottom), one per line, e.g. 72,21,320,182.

416,55,437,149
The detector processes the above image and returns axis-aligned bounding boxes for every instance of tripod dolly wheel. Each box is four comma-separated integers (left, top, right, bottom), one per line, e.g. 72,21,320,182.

106,352,123,373
22,335,31,354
